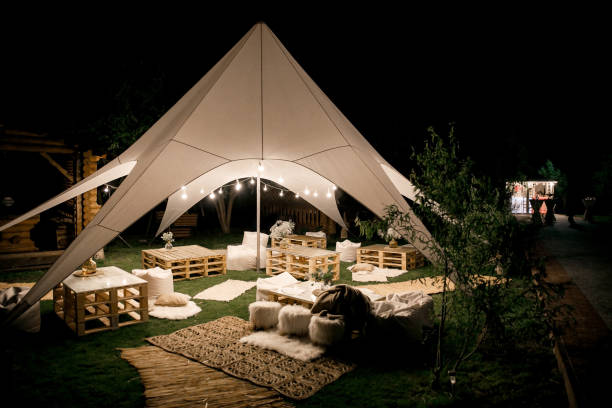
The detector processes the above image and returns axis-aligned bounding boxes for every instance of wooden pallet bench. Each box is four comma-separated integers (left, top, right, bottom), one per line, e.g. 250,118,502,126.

141,245,226,280
356,244,425,270
53,266,148,336
266,245,340,281
270,234,326,249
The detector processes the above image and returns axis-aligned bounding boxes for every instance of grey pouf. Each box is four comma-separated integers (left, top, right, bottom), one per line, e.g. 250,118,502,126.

0,286,41,333
248,301,282,329
308,312,345,346
278,304,312,336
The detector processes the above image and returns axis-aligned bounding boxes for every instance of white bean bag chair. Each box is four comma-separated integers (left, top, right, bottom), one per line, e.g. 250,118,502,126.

335,239,361,262
370,291,434,342
0,286,40,333
226,231,269,271
278,304,312,336
249,301,282,329
132,267,174,298
255,271,298,301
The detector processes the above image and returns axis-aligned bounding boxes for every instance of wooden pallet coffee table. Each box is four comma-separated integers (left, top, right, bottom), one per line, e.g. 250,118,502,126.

270,234,326,249
53,266,148,336
141,245,226,280
266,245,340,281
357,244,425,270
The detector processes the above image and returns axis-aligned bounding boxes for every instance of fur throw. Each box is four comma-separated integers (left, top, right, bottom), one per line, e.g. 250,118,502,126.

278,305,312,336
149,301,201,320
239,330,325,361
248,301,282,329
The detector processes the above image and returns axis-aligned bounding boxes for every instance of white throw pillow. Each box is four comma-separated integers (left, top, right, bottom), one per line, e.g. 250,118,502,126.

305,231,326,238
242,231,269,249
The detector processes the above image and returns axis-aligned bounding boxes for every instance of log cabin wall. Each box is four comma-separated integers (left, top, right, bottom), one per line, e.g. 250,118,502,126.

262,202,337,235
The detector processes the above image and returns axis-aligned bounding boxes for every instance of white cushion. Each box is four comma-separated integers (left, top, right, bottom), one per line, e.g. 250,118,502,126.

305,231,326,238
132,267,174,298
242,231,269,249
249,301,282,329
335,240,361,262
278,304,312,336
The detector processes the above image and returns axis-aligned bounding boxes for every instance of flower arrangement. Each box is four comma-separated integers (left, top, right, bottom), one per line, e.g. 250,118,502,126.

161,231,174,249
377,227,402,242
269,220,295,238
310,269,334,286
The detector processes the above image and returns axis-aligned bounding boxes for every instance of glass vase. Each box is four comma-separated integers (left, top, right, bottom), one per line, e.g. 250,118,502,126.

164,241,173,250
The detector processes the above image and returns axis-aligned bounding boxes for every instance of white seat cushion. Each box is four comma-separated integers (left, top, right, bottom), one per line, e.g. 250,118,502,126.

249,301,282,329
278,304,312,336
305,231,326,238
335,240,361,262
227,244,267,271
242,231,269,249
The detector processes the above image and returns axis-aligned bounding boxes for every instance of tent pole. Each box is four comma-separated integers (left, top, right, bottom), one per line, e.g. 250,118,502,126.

256,174,261,273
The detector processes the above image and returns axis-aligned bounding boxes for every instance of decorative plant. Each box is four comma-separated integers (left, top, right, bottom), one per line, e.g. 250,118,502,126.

310,269,334,285
161,231,174,245
269,220,295,238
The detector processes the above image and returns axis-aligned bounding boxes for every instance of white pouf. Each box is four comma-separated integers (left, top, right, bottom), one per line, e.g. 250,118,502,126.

309,314,346,346
335,240,361,262
249,301,282,329
132,267,174,298
278,304,312,336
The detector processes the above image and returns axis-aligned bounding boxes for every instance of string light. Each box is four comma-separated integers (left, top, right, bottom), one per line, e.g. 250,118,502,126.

326,189,332,198
313,191,318,197
263,184,267,191
181,192,188,200
209,192,215,199
304,187,310,195
279,176,284,183
200,188,204,194
218,187,223,194
279,190,284,197
250,177,255,184
295,193,300,198
103,185,110,193
257,162,264,172
235,180,242,190
181,186,186,190
332,185,337,191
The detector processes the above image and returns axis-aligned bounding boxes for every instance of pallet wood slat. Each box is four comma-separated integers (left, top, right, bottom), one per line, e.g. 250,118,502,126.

270,234,326,249
356,244,426,270
141,245,226,281
53,266,148,336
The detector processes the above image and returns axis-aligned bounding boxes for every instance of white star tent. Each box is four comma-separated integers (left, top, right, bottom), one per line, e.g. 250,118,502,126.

2,22,434,322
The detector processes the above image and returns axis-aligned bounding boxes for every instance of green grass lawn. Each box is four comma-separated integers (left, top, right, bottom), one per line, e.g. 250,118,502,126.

0,232,564,407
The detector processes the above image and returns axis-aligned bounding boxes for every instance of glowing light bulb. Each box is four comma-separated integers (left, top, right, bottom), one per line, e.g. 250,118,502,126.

181,186,186,190
304,187,310,195
209,192,215,199
332,185,337,190
250,177,254,184
279,176,284,183
263,184,267,191
279,190,284,197
103,185,110,193
257,163,264,172
218,188,222,194
295,193,299,198
326,189,332,198
181,192,188,200
313,191,318,197
200,188,204,194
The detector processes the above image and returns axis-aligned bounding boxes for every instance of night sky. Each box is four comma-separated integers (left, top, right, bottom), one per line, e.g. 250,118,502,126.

1,7,608,188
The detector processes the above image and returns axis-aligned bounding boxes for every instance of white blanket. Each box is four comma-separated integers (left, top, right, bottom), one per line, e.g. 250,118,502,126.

371,291,434,341
239,330,325,361
349,265,408,282
193,279,256,301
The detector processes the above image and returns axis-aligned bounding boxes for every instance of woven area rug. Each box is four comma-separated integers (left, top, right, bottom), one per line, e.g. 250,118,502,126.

193,279,257,301
120,346,292,407
146,316,355,400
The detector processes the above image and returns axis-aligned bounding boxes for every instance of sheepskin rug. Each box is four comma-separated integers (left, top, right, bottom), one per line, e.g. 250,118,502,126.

149,301,201,320
239,330,325,361
278,305,312,336
248,301,281,329
309,314,346,346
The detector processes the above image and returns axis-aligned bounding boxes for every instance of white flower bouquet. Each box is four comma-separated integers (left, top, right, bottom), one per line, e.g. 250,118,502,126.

269,220,295,238
161,231,175,244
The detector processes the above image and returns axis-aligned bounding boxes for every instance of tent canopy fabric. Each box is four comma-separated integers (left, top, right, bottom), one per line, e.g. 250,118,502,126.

1,22,434,323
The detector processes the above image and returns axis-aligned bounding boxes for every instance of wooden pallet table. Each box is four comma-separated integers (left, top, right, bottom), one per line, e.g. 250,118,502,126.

266,245,340,281
141,245,226,280
270,234,326,249
53,266,148,336
356,244,425,270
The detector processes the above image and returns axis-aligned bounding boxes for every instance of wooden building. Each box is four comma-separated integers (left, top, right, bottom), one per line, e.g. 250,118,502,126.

0,125,103,271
